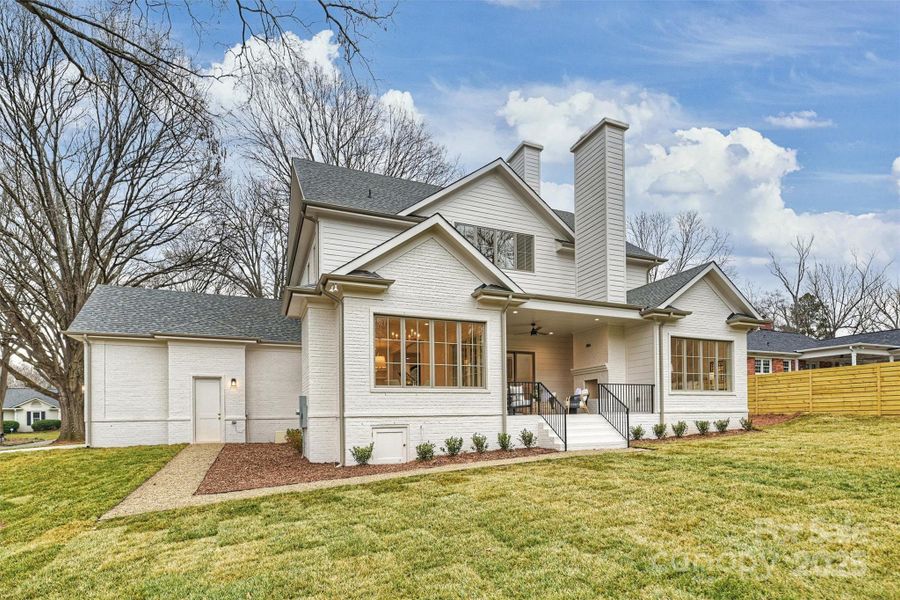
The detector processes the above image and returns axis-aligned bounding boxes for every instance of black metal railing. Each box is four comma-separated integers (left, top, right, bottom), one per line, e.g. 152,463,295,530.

507,381,566,451
602,383,655,413
599,384,630,447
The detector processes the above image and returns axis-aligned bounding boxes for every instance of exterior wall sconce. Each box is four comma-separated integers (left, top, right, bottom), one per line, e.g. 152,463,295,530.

230,378,238,390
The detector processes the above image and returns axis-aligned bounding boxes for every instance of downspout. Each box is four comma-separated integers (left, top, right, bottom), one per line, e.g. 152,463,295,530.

321,283,345,466
499,293,513,435
656,321,665,425
82,335,92,447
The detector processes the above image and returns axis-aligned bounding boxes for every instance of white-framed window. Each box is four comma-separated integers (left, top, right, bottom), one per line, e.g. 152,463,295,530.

782,360,793,372
456,223,534,272
374,315,485,388
754,358,772,374
671,337,733,391
27,411,45,426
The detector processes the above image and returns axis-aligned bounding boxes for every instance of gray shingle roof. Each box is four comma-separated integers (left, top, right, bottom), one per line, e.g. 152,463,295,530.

626,262,711,308
68,285,301,344
749,328,900,353
293,159,660,261
551,210,663,261
293,158,441,213
3,388,58,409
747,329,817,354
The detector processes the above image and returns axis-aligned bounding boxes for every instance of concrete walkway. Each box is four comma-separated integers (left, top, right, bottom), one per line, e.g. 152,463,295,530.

0,441,84,453
101,445,634,520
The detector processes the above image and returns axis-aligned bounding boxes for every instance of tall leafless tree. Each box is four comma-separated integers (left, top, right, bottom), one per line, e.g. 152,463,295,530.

809,252,887,337
627,210,732,281
767,235,815,332
0,9,222,441
869,280,900,330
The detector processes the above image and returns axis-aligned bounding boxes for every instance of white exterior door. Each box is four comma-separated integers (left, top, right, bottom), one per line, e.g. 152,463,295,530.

194,378,222,443
372,427,407,464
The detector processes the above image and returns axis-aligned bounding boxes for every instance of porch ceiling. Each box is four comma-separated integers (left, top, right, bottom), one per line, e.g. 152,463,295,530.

507,306,640,337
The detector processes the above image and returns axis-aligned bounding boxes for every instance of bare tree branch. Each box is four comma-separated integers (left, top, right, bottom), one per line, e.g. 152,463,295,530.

627,210,732,281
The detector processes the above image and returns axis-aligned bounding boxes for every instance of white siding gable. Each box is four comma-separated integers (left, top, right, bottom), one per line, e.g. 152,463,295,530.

414,172,576,296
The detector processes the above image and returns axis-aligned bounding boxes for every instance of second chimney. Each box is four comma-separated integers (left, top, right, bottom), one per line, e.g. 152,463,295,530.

507,141,543,194
570,118,629,303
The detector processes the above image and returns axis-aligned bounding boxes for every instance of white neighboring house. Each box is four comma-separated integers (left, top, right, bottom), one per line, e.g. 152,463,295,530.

3,388,60,433
69,118,767,460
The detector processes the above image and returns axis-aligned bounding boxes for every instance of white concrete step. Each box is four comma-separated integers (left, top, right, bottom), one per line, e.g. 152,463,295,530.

534,414,628,451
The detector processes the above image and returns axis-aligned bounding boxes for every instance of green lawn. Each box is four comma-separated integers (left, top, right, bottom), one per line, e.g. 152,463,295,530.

1,430,60,445
2,416,898,599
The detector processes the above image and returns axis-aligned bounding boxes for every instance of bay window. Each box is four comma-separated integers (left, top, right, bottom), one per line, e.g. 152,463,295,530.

671,337,732,391
374,315,485,388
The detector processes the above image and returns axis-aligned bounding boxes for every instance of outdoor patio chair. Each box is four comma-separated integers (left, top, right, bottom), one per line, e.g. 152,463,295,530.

507,385,531,414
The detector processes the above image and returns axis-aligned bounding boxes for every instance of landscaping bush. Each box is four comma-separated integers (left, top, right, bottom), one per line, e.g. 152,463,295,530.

471,433,488,453
415,441,435,461
652,423,667,439
3,420,19,434
518,429,536,449
350,443,374,466
739,417,754,431
695,420,711,435
285,429,302,454
31,419,61,432
672,421,688,438
714,418,730,433
441,436,463,456
630,425,645,441
497,432,512,451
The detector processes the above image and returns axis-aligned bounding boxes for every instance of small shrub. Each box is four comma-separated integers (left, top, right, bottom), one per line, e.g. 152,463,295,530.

416,441,436,461
285,428,303,454
739,416,754,431
471,433,488,453
714,418,730,433
652,423,667,439
31,419,61,432
518,428,536,449
441,436,464,456
2,420,19,434
497,432,513,451
350,443,374,466
695,420,711,435
672,421,688,438
630,425,645,441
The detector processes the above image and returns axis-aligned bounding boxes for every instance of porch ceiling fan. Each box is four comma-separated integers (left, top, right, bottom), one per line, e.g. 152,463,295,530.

513,322,549,336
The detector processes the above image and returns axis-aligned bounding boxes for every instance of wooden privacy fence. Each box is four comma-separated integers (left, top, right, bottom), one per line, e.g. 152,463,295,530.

748,362,900,416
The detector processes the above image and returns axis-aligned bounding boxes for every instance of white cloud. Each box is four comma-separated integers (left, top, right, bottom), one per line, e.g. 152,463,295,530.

203,31,340,113
380,89,422,121
764,110,834,129
539,180,575,212
893,156,900,195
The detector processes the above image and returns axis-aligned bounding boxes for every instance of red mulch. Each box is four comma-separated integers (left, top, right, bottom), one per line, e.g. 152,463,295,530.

633,413,800,446
196,444,556,495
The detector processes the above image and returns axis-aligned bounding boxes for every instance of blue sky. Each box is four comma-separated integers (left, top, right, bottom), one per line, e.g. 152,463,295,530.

187,1,899,286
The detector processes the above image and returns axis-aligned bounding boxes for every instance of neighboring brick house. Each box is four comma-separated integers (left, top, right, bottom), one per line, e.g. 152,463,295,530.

748,328,900,376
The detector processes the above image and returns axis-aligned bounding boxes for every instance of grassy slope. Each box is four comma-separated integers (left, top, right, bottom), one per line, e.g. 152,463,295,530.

0,445,183,587
4,417,899,599
2,430,60,444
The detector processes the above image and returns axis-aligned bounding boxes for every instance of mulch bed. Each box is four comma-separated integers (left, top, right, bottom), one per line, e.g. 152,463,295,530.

633,413,800,447
196,444,556,495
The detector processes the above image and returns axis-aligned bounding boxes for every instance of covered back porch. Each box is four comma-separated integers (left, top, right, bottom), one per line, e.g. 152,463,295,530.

503,299,659,448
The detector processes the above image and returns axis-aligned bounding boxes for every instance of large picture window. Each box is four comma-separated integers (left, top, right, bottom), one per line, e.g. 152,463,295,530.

671,337,732,392
456,223,534,272
374,316,485,388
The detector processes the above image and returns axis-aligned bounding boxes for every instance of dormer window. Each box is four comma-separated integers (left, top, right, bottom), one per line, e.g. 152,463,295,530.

457,223,534,272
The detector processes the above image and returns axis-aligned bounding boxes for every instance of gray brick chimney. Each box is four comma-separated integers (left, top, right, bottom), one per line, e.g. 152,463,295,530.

507,141,543,194
570,118,629,303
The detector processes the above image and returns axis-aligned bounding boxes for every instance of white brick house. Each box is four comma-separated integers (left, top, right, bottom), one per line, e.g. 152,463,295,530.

69,117,767,462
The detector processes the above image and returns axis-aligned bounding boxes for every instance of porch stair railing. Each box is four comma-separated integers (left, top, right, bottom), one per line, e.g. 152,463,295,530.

508,381,566,451
603,383,655,414
598,383,630,447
